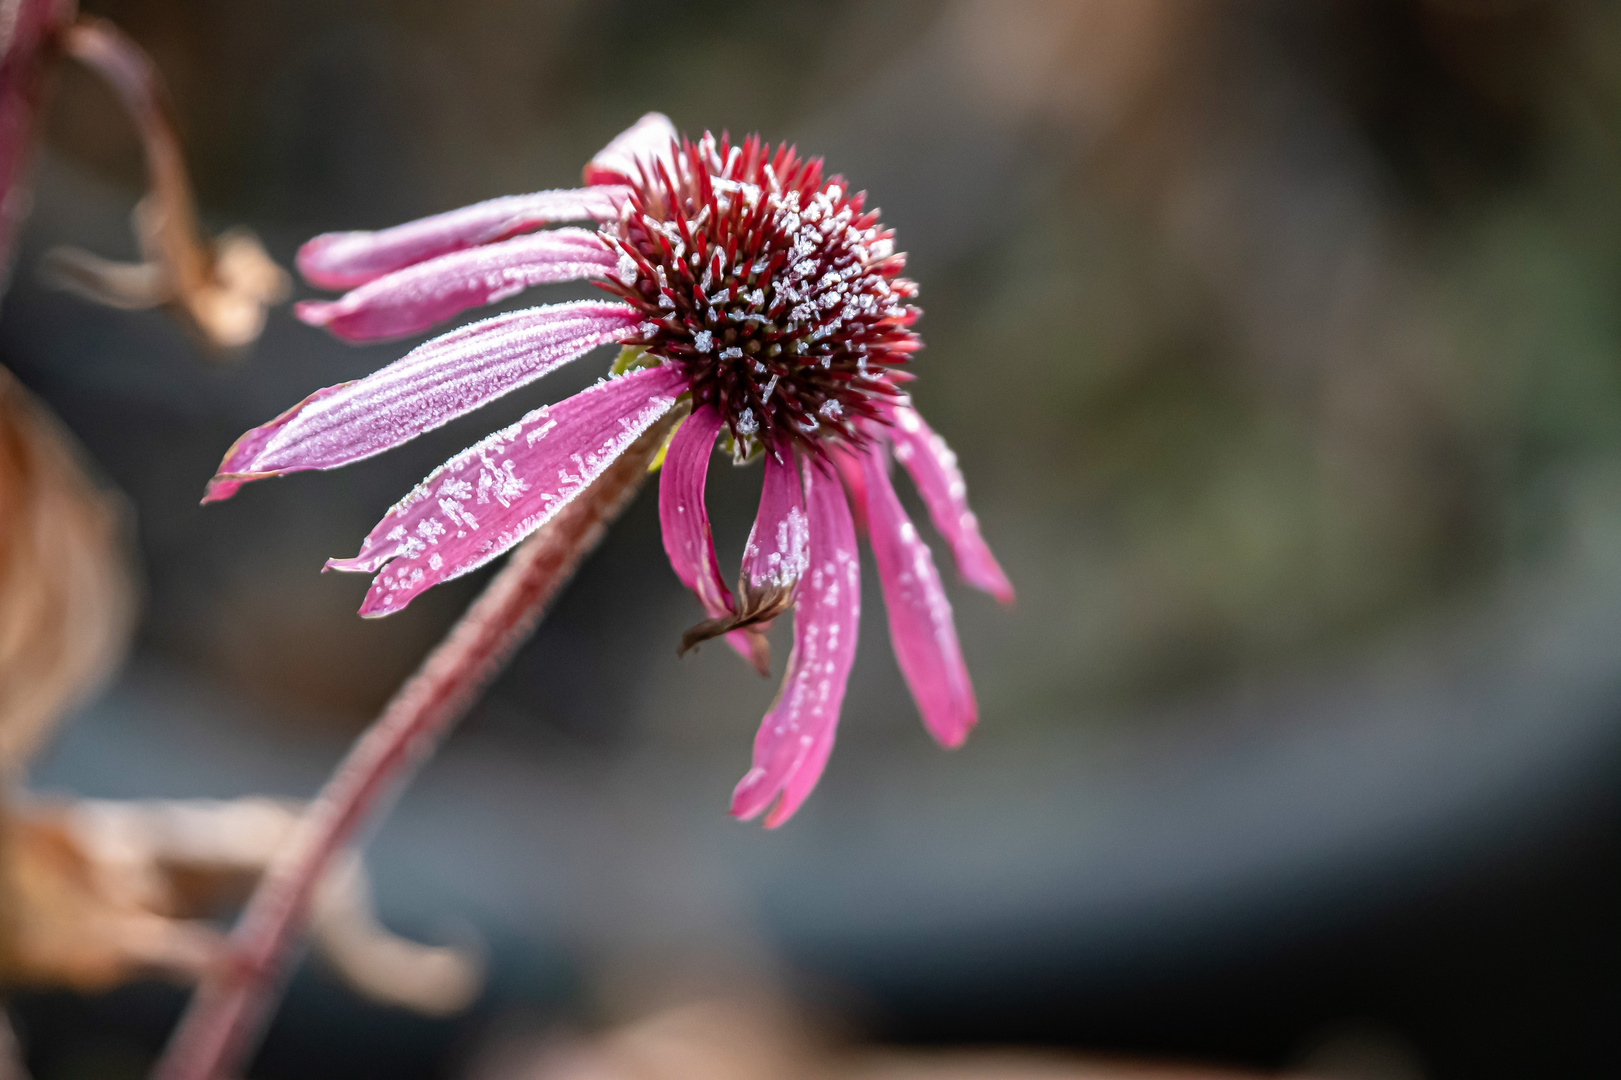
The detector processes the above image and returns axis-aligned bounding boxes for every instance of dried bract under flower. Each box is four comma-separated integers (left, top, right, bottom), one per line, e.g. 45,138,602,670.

208,113,1012,824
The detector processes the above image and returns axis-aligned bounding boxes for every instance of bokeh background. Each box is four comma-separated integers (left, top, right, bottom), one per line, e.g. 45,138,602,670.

5,0,1621,1076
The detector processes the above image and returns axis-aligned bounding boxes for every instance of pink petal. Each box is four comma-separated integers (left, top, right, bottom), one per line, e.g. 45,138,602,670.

741,447,808,595
731,459,861,827
295,229,617,343
583,112,678,187
328,364,686,616
882,400,1014,604
859,441,977,748
657,406,761,669
204,302,639,503
297,187,630,290
658,406,731,616
830,444,868,536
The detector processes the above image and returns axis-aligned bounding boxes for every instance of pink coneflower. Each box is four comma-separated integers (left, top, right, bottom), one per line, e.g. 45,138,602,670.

204,113,1011,826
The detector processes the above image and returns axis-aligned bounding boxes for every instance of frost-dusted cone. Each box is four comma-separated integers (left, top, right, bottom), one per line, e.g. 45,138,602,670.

206,114,1012,824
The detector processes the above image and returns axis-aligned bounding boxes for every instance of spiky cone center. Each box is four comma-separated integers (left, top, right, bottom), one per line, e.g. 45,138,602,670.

598,132,920,459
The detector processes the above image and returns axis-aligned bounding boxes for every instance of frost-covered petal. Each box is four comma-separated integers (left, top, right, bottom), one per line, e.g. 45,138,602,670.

659,406,731,615
882,401,1013,604
204,302,639,502
658,406,766,672
329,364,686,617
295,229,616,343
583,112,679,187
860,441,976,748
741,449,809,595
297,188,630,290
731,459,860,827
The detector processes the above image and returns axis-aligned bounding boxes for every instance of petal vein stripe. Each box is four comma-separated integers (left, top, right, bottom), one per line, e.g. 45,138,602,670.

330,363,688,616
204,301,641,502
297,186,630,290
861,441,977,748
295,228,617,343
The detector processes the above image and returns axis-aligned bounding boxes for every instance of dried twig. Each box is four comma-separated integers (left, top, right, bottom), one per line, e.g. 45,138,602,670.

42,17,288,352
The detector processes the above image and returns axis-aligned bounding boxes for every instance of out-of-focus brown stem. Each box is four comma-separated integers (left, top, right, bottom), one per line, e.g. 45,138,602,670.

0,0,78,281
59,18,207,297
150,414,678,1080
45,17,287,350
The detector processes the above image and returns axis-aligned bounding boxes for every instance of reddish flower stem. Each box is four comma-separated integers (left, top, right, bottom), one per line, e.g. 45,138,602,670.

150,415,676,1080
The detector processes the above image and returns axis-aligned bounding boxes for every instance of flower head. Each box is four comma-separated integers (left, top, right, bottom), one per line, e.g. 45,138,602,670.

206,114,1012,825
596,128,918,457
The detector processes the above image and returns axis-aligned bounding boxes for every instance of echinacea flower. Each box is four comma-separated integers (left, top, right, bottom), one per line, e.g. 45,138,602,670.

205,114,1012,825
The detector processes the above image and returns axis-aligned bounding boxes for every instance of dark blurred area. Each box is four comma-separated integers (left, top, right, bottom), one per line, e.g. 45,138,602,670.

3,0,1620,1077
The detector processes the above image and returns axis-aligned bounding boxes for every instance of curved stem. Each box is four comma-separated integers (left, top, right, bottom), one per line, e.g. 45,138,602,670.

0,0,78,278
60,17,210,296
47,17,288,349
150,415,674,1080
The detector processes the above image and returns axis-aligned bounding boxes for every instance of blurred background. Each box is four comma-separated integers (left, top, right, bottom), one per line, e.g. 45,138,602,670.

3,0,1620,1076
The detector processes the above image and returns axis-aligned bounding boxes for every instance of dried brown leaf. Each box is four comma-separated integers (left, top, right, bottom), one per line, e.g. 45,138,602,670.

0,794,482,1006
0,365,134,775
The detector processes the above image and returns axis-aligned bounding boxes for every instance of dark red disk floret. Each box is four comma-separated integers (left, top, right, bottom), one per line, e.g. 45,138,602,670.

596,132,920,457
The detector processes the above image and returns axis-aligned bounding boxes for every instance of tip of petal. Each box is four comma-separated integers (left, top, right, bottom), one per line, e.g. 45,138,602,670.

917,694,978,752
202,469,281,504
200,475,245,504
293,299,337,327
728,769,774,822
324,554,381,574
984,577,1015,606
727,790,806,829
762,796,803,829
297,235,368,291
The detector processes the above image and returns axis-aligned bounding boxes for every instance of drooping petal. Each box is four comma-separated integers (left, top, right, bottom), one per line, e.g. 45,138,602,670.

295,229,616,343
830,444,868,535
328,364,686,617
204,302,640,503
731,458,861,827
297,187,630,291
859,440,977,748
657,406,767,673
882,400,1013,603
583,112,679,187
741,448,809,596
658,406,732,617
